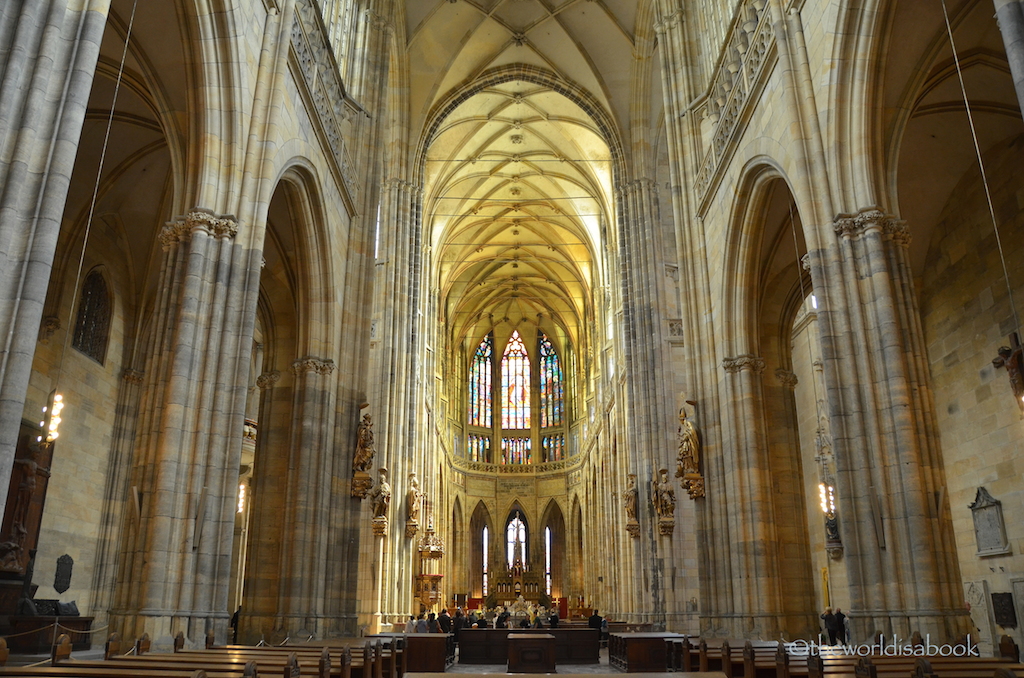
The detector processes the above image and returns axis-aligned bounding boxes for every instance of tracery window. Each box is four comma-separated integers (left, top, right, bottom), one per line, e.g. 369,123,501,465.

506,511,527,566
539,333,563,427
482,525,489,596
468,434,491,463
541,434,564,462
502,437,531,465
469,334,493,427
544,526,552,595
501,331,531,429
72,270,111,364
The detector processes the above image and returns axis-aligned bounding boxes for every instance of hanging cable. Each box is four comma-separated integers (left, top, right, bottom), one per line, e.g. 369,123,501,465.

54,0,140,399
938,0,1021,339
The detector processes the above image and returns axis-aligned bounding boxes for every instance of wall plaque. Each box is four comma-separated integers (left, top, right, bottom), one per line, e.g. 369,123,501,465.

54,554,73,594
992,592,1017,628
969,487,1011,557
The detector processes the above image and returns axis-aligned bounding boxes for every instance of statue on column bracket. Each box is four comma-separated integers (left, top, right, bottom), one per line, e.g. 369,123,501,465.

674,402,705,499
405,472,423,538
370,467,391,537
992,333,1024,416
351,413,375,497
652,468,676,537
624,473,640,538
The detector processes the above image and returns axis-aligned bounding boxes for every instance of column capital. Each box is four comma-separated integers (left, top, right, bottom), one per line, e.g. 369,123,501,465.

256,370,281,390
291,357,336,376
722,354,766,374
833,207,910,245
775,369,799,389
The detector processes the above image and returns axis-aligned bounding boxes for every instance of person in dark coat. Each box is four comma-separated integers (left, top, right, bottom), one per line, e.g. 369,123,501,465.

834,608,847,644
549,610,559,628
820,607,839,645
453,609,466,642
438,608,452,633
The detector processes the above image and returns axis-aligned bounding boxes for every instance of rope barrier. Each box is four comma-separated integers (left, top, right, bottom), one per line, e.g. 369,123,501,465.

19,659,51,668
55,622,108,635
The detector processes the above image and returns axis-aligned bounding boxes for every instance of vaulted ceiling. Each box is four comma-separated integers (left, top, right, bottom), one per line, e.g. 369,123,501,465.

404,0,644,354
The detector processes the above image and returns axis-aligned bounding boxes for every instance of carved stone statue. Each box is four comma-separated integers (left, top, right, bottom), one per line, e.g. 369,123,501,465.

624,473,640,538
674,405,705,499
405,472,424,538
370,467,391,537
371,467,391,518
652,468,676,536
407,472,423,523
993,333,1024,414
623,474,638,522
353,414,376,472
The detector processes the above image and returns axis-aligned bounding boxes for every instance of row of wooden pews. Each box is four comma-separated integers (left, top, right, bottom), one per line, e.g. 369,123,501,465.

657,635,1024,678
0,631,406,678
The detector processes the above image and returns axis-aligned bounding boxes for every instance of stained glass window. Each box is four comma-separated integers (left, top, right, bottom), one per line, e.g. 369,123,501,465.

73,270,111,364
539,333,563,427
469,334,493,427
501,330,531,429
482,525,489,596
541,434,564,462
502,437,531,465
506,512,527,565
544,526,552,595
468,434,491,462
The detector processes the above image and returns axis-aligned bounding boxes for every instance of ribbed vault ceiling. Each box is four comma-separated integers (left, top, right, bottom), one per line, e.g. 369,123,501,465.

409,0,633,353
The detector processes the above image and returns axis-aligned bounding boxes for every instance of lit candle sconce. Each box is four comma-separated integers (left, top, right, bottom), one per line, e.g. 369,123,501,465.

819,482,843,560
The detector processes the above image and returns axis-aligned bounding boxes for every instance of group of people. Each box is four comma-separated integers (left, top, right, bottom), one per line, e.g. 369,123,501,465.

404,608,455,633
820,607,848,645
403,605,572,634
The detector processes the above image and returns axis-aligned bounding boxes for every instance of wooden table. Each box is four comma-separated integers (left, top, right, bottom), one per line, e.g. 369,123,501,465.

507,633,556,673
609,632,685,672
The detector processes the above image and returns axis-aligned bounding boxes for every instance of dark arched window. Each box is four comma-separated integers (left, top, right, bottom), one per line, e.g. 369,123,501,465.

72,270,111,364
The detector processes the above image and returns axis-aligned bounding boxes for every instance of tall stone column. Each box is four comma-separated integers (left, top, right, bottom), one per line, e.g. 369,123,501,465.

717,355,785,638
277,356,337,636
822,207,967,641
0,0,108,517
111,210,261,647
994,0,1024,119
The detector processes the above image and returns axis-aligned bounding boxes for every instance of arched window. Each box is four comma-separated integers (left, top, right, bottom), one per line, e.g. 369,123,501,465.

506,511,527,566
544,526,552,595
539,333,563,427
72,270,111,364
482,525,489,596
501,331,531,429
469,334,493,427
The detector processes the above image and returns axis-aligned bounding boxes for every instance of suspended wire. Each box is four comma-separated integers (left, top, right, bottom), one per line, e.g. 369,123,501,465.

55,0,141,389
939,0,1021,339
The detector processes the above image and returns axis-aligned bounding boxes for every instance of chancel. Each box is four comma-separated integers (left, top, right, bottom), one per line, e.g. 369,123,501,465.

0,0,1022,657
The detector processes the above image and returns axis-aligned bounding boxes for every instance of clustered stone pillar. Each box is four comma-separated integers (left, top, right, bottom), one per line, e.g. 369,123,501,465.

0,0,109,517
717,354,785,638
111,210,260,647
278,356,338,637
823,208,968,641
994,0,1024,119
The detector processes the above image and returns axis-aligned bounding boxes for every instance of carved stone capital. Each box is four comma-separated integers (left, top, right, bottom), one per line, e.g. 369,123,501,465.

722,354,766,374
291,357,336,376
626,521,640,539
658,518,675,537
39,316,60,342
372,515,389,537
775,369,798,389
122,368,144,384
159,220,192,249
654,9,683,34
833,208,908,245
256,371,280,390
351,471,373,499
801,253,811,271
186,210,238,239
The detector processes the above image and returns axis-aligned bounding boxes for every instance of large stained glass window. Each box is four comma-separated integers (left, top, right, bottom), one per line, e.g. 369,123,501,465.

469,334,493,427
482,525,489,596
539,333,563,427
502,437,531,465
541,433,564,462
468,434,491,462
506,512,527,565
501,330,531,429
